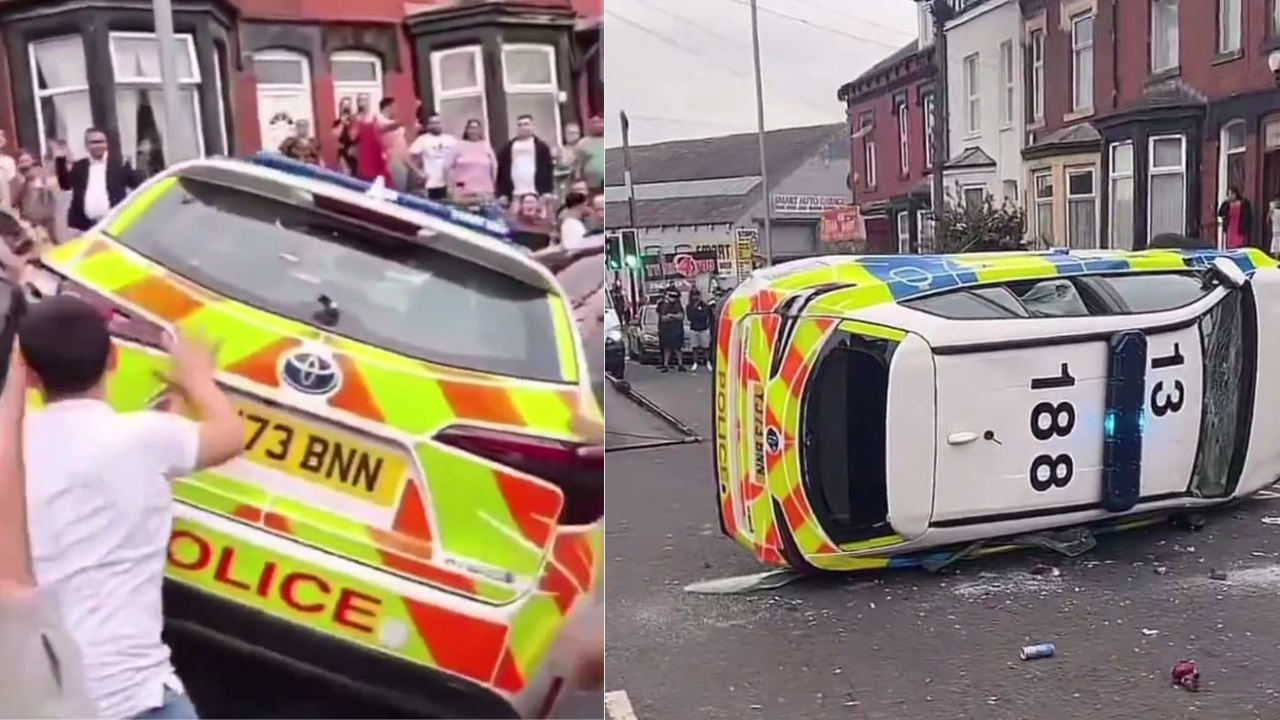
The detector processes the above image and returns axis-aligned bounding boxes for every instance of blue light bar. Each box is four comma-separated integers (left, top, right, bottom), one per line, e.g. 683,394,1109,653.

245,152,510,240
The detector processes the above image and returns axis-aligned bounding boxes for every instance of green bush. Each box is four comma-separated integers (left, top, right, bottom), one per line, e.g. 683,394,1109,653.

934,184,1029,254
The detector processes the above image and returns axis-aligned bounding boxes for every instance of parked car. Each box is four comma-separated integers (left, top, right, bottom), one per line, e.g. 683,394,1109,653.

715,248,1279,574
626,304,692,364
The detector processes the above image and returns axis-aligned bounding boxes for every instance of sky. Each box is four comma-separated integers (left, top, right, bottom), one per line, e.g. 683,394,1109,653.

604,0,921,147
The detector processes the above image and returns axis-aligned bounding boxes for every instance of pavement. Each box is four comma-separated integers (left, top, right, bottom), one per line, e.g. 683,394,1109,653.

605,363,1280,720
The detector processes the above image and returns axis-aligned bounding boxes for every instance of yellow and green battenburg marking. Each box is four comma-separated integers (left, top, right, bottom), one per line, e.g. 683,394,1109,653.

40,208,603,694
715,248,1277,570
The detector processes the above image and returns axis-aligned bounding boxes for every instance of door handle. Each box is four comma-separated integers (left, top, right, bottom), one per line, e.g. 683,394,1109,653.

947,431,979,446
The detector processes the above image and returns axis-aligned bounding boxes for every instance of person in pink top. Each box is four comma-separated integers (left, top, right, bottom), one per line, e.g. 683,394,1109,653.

446,119,497,202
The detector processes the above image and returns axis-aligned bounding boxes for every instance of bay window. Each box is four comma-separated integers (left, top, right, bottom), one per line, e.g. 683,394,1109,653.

29,36,93,154
962,186,985,210
1109,142,1135,250
110,31,204,164
1151,0,1179,73
1071,14,1094,113
1149,135,1187,238
1066,167,1097,249
430,46,488,139
1033,170,1054,245
501,44,562,145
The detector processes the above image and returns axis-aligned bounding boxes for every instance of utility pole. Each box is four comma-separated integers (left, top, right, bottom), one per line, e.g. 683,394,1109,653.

748,0,773,266
620,110,640,310
152,0,190,163
928,0,952,253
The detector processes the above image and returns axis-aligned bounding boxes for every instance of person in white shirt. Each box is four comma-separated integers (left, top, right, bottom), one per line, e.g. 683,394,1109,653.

408,113,456,201
0,129,17,210
1270,199,1280,258
495,115,554,207
19,296,245,719
558,191,592,250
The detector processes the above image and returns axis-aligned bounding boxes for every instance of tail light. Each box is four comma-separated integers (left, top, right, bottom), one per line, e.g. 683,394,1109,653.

57,279,171,349
435,424,603,525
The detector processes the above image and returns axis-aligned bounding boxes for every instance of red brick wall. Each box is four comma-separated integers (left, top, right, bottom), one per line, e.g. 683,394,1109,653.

229,0,416,157
846,75,934,206
1027,0,1076,132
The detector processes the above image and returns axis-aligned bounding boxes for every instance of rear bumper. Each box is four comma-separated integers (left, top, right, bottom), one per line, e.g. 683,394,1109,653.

166,581,519,719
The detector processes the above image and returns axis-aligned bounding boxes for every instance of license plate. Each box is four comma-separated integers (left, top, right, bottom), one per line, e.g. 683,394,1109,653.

236,400,407,507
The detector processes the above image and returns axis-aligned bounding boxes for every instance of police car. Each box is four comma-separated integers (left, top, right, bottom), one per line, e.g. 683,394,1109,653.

713,248,1280,572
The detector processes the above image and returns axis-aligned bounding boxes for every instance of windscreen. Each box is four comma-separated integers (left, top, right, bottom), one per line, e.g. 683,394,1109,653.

113,177,564,381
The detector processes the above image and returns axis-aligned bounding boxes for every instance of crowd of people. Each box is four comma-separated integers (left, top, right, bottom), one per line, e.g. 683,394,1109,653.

278,94,606,252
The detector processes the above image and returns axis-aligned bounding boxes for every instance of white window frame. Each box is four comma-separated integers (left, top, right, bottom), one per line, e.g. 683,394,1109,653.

864,137,878,189
1033,170,1054,243
253,49,310,91
330,50,383,110
1218,0,1242,54
211,43,228,154
1274,0,1280,37
963,53,981,136
1148,134,1188,238
430,46,488,138
918,209,934,246
28,36,91,150
501,43,562,145
1151,0,1180,73
896,211,911,253
922,92,936,168
962,185,986,210
1109,141,1135,250
1071,13,1094,113
896,96,910,175
1066,167,1098,249
109,30,201,84
111,31,205,158
1029,30,1045,121
999,40,1014,127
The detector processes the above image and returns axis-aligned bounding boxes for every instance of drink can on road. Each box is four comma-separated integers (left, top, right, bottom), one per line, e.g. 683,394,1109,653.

1020,643,1055,660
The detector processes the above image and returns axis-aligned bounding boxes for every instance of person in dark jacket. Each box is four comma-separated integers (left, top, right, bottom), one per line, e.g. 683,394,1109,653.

495,115,555,207
685,287,713,373
52,129,143,233
656,287,685,372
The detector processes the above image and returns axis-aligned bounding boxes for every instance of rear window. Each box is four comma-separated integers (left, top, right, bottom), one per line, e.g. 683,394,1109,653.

1081,273,1209,314
113,177,563,381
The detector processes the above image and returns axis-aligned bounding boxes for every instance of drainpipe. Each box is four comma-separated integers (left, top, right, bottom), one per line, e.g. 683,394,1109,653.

1110,0,1119,110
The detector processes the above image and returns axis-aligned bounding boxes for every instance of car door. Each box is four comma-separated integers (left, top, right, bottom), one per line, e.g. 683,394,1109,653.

906,272,1226,525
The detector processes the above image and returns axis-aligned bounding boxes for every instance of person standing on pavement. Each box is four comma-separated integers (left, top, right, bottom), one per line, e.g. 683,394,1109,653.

1217,186,1253,250
0,129,17,210
495,115,554,208
656,287,686,373
11,150,58,246
447,119,498,202
409,113,456,201
53,129,143,233
19,296,246,720
685,287,713,373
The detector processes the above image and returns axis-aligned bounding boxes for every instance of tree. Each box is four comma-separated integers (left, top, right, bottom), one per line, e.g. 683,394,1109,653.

933,184,1029,254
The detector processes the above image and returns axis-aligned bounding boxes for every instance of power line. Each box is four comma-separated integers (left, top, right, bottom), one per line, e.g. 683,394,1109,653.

624,113,756,130
606,8,838,117
773,0,917,41
715,0,905,50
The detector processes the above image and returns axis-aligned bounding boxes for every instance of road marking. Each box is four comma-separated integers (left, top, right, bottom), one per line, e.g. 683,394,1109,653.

605,690,639,720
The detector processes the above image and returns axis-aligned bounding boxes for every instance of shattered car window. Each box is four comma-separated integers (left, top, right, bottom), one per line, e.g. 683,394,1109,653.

1190,293,1245,498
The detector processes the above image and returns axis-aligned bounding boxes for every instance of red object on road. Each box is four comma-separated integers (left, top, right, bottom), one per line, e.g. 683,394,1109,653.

1171,660,1200,692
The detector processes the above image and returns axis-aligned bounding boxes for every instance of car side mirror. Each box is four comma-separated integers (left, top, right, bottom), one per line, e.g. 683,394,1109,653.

1210,257,1249,290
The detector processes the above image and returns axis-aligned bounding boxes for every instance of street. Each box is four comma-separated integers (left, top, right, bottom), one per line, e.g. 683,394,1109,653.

605,363,1280,720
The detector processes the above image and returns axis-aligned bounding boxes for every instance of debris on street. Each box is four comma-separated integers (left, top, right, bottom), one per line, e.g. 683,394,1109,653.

1171,661,1201,692
1019,643,1056,660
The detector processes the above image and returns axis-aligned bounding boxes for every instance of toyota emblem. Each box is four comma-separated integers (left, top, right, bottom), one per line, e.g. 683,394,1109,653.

280,350,342,396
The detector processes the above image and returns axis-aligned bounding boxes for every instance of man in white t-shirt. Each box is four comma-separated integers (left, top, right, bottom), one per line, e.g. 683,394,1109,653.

0,130,17,209
408,113,456,201
558,190,592,250
19,296,246,719
496,114,554,207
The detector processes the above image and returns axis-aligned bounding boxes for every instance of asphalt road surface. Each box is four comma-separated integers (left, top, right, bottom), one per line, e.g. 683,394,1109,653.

606,363,1280,720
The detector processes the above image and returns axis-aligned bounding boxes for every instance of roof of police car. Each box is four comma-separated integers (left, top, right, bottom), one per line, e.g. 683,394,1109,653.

747,248,1268,304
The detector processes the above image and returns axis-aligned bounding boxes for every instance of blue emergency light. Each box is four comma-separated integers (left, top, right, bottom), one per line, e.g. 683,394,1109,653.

1101,330,1147,513
245,152,511,241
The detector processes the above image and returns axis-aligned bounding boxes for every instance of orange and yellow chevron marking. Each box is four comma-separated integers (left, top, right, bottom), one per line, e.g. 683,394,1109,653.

328,353,385,423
